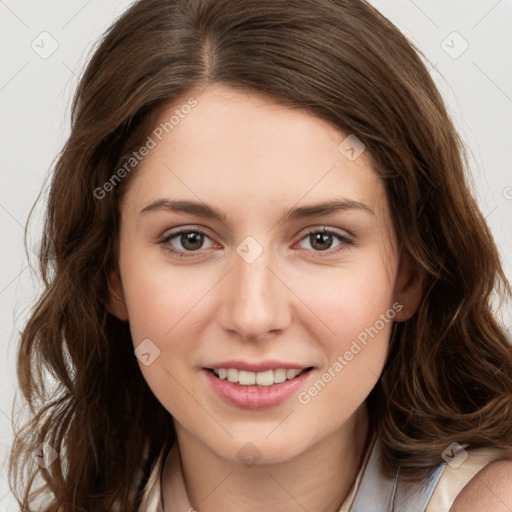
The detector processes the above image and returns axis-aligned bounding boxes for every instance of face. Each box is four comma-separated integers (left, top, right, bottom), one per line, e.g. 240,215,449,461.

110,84,421,464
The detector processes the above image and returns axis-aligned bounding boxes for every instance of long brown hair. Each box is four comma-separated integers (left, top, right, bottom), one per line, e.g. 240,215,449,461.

10,0,512,509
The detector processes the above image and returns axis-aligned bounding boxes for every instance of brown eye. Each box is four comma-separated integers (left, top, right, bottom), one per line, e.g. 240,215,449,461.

309,231,334,251
297,228,353,255
160,228,215,255
180,231,205,251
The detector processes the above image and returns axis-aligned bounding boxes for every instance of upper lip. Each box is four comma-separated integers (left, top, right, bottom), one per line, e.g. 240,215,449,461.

205,360,312,372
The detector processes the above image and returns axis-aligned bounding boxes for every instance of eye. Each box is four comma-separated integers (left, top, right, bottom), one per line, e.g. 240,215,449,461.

159,227,215,256
296,228,353,255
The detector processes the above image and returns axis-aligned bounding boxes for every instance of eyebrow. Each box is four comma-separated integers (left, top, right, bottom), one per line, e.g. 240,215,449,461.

140,198,375,223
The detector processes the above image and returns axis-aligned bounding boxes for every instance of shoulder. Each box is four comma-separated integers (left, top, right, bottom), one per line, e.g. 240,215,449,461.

451,458,512,512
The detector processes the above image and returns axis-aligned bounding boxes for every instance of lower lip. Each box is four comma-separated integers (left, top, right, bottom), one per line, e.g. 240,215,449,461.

204,368,312,410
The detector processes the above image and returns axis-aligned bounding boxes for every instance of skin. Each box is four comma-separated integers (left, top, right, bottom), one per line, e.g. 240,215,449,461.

452,460,512,511
109,83,425,512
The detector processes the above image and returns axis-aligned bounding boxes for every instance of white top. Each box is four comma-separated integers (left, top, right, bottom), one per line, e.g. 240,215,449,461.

136,437,503,512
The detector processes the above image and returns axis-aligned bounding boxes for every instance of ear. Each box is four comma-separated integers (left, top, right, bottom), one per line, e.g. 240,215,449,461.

393,252,424,322
107,268,129,321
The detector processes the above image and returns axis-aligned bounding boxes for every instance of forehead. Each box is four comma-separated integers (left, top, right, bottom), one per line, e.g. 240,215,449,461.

122,84,387,221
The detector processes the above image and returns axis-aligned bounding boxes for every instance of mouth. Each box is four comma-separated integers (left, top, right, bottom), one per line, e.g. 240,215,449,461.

206,366,314,388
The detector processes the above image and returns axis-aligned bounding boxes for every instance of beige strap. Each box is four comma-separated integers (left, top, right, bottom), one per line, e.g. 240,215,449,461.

426,447,503,511
137,445,167,512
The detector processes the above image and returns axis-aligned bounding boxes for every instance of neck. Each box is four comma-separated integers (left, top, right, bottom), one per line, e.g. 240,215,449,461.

162,405,371,512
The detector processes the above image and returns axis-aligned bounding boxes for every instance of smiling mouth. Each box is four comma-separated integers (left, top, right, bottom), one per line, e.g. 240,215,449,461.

207,367,314,387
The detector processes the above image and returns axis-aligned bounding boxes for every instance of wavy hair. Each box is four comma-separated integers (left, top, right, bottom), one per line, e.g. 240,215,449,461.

9,0,512,509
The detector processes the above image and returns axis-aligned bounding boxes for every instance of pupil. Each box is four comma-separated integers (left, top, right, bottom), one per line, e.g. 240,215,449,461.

312,232,332,251
182,232,203,250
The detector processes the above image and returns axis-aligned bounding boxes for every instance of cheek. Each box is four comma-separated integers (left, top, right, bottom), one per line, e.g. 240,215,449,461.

120,260,209,416
292,252,396,345
120,248,209,345
291,255,396,405
118,245,230,394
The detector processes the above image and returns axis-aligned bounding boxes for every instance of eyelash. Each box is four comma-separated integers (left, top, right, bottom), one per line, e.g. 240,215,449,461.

158,226,354,258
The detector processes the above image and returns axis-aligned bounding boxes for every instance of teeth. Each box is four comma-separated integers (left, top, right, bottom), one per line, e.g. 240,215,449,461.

273,368,287,383
212,367,306,386
227,368,239,383
239,370,256,385
256,370,274,386
286,369,298,379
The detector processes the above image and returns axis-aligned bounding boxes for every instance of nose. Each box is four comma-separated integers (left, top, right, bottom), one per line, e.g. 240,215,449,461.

218,244,292,342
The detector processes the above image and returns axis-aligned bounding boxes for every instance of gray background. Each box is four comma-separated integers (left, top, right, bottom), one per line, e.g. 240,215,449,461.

1,1,511,508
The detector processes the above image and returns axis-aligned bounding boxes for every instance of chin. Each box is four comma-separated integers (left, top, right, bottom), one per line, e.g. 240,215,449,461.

214,432,308,466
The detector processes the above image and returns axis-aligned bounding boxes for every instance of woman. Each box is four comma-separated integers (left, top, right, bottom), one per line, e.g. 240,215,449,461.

10,0,512,510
